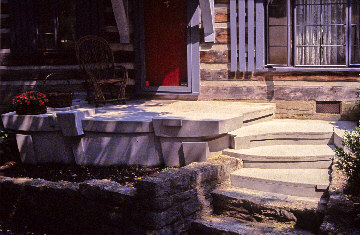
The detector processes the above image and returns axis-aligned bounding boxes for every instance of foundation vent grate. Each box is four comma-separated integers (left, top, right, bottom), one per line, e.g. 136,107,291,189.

316,101,341,114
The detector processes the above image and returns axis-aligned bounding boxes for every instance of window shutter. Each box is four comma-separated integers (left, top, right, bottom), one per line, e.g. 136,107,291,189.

76,0,104,39
9,0,37,56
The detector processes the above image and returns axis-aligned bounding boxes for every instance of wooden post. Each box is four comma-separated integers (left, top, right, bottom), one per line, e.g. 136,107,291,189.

199,0,215,43
238,0,246,72
248,0,255,71
230,0,237,71
111,0,130,44
256,0,265,70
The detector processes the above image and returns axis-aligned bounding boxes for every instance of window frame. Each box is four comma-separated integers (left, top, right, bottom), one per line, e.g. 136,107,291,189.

265,0,360,68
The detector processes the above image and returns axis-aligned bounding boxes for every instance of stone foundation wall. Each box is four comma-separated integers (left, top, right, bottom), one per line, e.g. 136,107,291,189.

0,155,242,234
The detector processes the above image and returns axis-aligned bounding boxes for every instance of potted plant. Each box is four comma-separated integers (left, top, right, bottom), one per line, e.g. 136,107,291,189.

12,91,49,115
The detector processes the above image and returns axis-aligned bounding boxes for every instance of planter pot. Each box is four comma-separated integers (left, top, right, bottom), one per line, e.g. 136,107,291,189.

15,105,47,115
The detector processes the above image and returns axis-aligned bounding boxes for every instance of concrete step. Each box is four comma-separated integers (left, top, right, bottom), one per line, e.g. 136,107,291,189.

211,187,326,232
223,145,335,169
190,216,314,235
230,168,330,197
229,119,334,149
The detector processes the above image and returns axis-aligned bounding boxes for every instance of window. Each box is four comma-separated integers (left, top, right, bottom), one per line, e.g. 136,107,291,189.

266,0,360,67
34,1,76,51
10,0,104,58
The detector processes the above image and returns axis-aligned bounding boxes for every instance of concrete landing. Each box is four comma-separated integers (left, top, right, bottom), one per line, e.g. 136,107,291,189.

2,100,275,167
231,168,330,197
81,100,275,135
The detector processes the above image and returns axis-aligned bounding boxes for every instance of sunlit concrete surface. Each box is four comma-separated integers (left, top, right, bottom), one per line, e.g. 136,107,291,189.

2,100,275,166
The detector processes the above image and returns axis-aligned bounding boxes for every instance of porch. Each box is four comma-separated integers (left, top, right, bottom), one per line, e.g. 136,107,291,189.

1,100,275,167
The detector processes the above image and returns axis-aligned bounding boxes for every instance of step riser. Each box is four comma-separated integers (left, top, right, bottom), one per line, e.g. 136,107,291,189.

248,139,333,148
222,150,334,169
232,135,333,150
212,193,297,224
231,175,326,198
243,160,332,169
223,151,334,162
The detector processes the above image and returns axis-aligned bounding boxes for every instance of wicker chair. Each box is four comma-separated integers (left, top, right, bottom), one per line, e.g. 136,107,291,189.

75,35,127,106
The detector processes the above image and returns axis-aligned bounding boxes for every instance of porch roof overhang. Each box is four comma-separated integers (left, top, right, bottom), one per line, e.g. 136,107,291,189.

112,0,215,44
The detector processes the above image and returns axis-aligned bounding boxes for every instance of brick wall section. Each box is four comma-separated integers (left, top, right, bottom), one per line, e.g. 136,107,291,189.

0,155,242,234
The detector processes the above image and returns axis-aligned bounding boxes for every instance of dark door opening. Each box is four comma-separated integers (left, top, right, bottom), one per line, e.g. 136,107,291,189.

144,0,188,87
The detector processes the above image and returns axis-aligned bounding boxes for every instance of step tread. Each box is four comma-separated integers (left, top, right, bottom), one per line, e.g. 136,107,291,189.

230,119,335,137
213,187,323,210
192,216,314,235
224,145,335,158
232,168,330,187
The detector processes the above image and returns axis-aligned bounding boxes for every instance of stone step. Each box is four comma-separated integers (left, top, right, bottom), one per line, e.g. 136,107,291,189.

223,145,335,169
229,119,334,149
211,187,326,232
190,216,314,235
230,168,330,197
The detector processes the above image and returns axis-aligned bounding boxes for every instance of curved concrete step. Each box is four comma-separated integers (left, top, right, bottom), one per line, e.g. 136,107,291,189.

223,145,335,169
211,187,326,232
230,168,330,197
229,119,334,149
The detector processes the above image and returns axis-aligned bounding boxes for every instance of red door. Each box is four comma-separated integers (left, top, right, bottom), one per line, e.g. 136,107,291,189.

144,0,187,87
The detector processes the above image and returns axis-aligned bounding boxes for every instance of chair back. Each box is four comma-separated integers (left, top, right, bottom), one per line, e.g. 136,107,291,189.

75,35,115,83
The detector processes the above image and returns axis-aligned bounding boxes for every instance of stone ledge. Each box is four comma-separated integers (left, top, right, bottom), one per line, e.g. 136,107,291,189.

0,155,242,233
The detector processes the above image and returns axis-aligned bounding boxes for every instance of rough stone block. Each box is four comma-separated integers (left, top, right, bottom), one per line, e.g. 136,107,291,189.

139,206,182,228
79,179,135,205
182,142,209,165
16,134,36,164
135,176,172,199
56,110,84,136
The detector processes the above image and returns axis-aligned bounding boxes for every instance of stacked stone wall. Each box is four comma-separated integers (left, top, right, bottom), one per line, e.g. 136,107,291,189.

0,156,241,234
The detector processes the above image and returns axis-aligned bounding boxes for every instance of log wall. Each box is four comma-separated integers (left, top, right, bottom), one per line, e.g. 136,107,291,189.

1,0,359,119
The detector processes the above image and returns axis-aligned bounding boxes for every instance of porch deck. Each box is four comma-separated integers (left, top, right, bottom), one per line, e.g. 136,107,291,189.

1,100,276,167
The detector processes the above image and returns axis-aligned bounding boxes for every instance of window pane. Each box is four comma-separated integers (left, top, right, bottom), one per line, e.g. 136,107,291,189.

268,47,288,64
323,25,346,45
296,0,321,5
351,46,360,64
296,26,321,45
352,3,360,25
38,34,57,50
321,46,346,65
296,46,321,65
269,26,288,46
351,25,360,45
296,5,321,26
58,1,76,49
268,3,287,25
267,0,291,66
322,3,346,25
